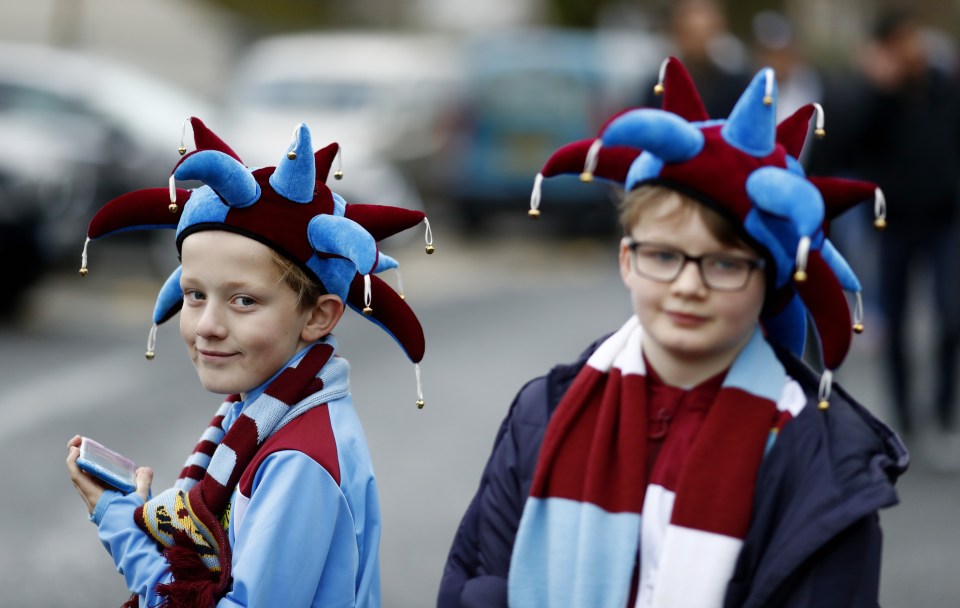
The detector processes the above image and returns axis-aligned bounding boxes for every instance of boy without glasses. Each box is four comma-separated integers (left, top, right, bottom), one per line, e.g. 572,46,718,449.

439,58,907,608
66,118,430,607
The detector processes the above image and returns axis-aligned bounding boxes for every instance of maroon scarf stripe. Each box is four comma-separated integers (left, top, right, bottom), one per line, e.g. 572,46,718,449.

264,343,333,404
669,388,776,538
530,367,649,513
180,464,207,481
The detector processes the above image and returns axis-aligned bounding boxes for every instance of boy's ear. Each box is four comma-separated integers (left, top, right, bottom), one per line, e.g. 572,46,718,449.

301,295,345,343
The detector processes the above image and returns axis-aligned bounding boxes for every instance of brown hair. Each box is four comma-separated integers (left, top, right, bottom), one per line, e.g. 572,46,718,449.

619,184,748,249
269,250,327,311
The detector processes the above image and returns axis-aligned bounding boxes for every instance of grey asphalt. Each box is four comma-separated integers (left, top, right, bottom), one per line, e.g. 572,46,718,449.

0,230,956,607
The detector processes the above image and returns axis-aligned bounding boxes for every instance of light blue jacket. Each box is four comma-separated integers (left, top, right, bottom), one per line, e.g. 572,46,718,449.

92,353,381,607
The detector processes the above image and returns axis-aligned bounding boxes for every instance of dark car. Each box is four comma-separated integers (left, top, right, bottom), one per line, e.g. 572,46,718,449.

0,42,215,313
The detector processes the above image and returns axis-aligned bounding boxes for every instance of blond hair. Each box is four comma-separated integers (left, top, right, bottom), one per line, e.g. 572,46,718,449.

269,250,327,311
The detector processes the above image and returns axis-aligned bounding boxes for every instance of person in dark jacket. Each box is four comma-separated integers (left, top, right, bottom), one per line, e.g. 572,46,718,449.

439,58,908,608
838,10,960,441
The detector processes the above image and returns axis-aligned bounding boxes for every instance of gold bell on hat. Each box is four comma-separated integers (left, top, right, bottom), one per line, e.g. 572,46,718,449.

528,208,541,219
287,151,297,160
334,169,344,180
416,399,425,409
362,305,373,316
168,203,179,213
853,322,865,334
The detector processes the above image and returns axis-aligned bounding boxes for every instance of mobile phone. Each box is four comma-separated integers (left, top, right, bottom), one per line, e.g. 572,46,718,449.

77,437,137,494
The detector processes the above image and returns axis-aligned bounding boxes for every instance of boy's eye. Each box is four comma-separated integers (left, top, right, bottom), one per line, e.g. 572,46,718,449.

234,296,257,307
706,256,749,273
184,290,205,302
640,248,681,265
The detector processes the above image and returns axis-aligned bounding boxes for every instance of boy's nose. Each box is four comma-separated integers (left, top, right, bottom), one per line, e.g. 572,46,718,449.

670,259,708,294
195,305,227,338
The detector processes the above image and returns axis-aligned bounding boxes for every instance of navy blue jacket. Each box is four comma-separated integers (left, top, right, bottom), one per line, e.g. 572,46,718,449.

438,338,909,608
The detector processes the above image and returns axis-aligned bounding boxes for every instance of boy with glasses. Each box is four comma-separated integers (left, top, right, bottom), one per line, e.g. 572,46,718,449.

439,58,908,608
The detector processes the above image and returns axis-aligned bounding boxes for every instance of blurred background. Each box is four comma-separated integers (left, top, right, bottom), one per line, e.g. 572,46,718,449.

2,0,959,606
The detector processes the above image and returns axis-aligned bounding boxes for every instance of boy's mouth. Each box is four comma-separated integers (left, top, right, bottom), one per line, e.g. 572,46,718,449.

665,311,708,326
197,348,237,360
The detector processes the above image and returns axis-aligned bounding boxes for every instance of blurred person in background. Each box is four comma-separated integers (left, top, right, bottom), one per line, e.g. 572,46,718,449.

640,0,750,118
750,10,823,139
839,9,960,461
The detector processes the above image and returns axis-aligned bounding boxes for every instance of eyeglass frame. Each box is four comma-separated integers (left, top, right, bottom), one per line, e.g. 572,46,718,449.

622,238,766,292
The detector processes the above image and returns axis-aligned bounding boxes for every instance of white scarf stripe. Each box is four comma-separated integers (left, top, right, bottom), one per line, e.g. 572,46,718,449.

779,379,807,416
586,316,640,372
643,526,743,608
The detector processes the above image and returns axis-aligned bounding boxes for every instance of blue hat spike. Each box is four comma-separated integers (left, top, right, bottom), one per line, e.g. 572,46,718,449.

722,68,777,156
307,214,379,311
270,123,316,203
601,109,704,163
174,151,260,208
374,253,405,300
763,292,808,357
820,239,866,333
820,240,860,293
144,266,184,360
746,166,825,282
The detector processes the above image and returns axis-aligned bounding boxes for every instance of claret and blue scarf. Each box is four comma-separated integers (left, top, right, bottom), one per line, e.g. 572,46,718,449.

510,317,805,607
512,58,884,606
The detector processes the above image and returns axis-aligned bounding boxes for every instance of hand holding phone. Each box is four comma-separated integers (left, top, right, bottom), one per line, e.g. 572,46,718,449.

76,437,137,494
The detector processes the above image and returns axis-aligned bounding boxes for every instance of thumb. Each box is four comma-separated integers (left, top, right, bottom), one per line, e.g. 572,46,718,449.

135,467,153,502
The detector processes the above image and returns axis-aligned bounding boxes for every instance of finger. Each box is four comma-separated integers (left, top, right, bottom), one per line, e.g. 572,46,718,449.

67,435,82,450
66,445,79,467
135,467,154,502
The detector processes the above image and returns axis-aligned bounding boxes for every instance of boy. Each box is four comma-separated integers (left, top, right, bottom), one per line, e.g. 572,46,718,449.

439,58,908,607
65,118,431,607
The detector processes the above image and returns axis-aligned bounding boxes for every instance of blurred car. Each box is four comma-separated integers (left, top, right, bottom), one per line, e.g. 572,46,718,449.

220,31,463,219
0,42,216,312
437,28,664,233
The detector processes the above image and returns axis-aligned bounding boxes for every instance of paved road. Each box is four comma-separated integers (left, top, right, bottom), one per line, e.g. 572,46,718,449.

0,230,956,607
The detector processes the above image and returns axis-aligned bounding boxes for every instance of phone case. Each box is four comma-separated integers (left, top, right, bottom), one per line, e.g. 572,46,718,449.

77,437,137,494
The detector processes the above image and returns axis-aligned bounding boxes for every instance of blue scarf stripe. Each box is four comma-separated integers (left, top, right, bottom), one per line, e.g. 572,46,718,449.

246,394,289,443
206,444,238,487
510,497,640,607
722,328,787,401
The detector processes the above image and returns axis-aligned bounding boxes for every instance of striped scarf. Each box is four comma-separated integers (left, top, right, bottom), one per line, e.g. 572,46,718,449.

130,337,347,608
508,316,806,608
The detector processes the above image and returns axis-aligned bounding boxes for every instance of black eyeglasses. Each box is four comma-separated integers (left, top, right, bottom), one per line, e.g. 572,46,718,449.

624,240,765,292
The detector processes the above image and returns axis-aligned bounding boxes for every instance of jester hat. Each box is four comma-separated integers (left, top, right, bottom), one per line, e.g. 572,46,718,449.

81,118,434,403
529,57,887,407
